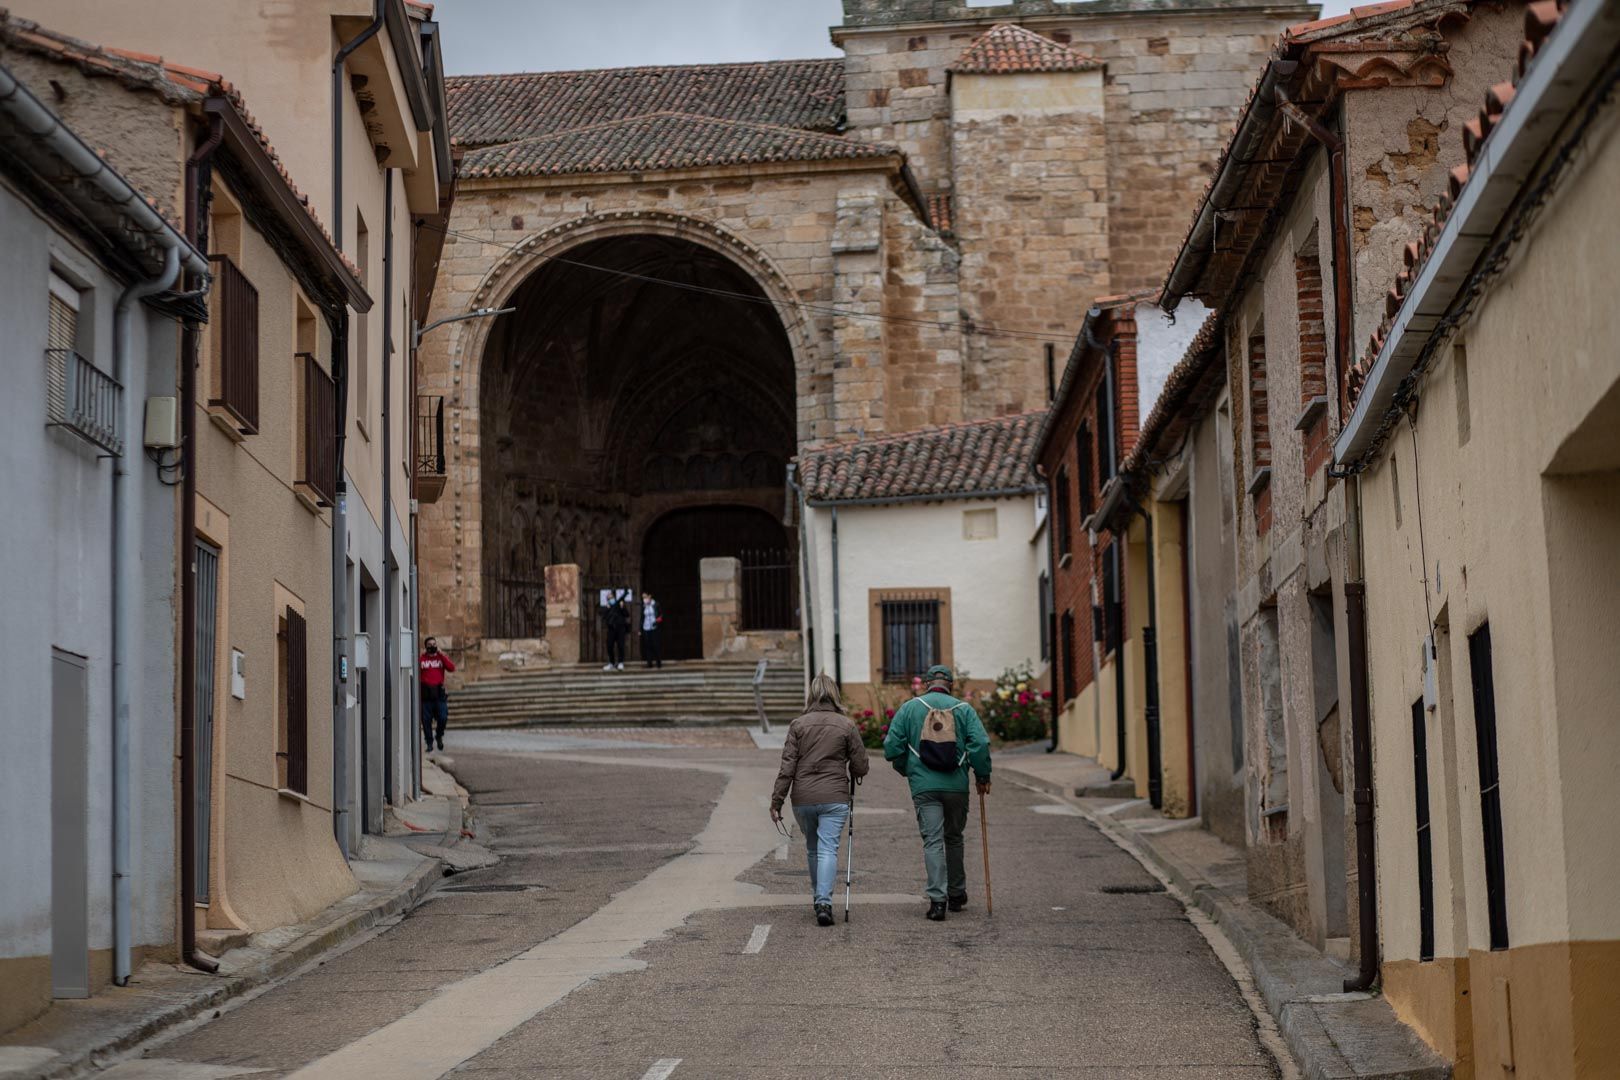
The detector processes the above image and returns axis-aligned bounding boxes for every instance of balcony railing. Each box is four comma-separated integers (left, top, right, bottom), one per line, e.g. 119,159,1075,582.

298,352,337,506
415,393,447,504
208,253,259,435
46,348,123,455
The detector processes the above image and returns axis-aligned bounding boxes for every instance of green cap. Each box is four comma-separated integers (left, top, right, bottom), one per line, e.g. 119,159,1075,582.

924,664,954,683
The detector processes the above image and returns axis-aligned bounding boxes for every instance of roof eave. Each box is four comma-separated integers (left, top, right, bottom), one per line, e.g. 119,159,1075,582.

807,485,1042,509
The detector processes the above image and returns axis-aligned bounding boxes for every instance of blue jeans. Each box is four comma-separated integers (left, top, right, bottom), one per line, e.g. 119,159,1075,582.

793,802,850,906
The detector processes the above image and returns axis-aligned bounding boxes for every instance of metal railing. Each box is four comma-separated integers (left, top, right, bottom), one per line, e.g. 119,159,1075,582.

415,394,446,503
299,353,337,505
739,548,795,630
208,254,259,434
45,348,123,455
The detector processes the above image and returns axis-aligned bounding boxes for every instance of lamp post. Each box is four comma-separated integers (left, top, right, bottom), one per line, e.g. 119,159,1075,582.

406,304,513,797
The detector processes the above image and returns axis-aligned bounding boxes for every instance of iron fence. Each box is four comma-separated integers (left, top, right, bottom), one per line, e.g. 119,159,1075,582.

488,577,548,639
416,394,445,477
739,548,795,631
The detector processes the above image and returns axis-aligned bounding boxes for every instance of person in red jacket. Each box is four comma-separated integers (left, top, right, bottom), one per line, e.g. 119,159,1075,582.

419,637,455,751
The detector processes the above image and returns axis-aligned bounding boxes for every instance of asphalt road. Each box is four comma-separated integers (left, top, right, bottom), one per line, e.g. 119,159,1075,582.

110,729,1286,1079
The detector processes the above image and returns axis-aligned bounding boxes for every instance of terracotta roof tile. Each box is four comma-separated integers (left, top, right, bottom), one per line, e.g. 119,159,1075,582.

949,23,1101,75
458,111,892,180
1345,0,1571,407
0,14,361,286
446,59,846,149
798,412,1046,504
926,191,954,235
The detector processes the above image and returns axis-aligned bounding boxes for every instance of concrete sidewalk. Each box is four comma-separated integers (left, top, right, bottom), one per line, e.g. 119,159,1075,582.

997,748,1449,1080
0,760,490,1080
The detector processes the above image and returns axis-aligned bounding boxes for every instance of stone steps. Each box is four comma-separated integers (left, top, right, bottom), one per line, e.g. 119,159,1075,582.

448,661,806,727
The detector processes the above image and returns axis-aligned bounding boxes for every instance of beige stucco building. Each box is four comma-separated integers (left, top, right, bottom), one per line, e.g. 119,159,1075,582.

418,0,1312,677
15,0,456,859
1335,1,1620,1073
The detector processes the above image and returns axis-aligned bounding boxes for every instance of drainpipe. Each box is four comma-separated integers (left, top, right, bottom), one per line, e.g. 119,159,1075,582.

1344,482,1379,991
381,171,394,808
830,505,843,686
330,1,385,859
113,247,181,986
786,464,817,676
176,112,225,977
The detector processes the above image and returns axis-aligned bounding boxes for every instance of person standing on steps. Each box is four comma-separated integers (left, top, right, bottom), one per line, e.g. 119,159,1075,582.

641,590,663,668
602,596,630,671
419,636,455,752
883,664,992,921
771,673,870,926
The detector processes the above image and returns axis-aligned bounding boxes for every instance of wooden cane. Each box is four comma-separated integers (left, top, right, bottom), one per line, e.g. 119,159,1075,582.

979,788,993,917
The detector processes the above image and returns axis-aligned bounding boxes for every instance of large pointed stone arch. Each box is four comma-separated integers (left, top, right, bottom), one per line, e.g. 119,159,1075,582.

418,210,817,657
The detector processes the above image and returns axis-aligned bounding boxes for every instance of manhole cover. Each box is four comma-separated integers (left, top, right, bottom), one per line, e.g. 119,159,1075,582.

1098,883,1166,894
439,883,547,894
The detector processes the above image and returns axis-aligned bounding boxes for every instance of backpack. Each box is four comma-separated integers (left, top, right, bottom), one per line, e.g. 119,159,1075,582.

911,703,968,772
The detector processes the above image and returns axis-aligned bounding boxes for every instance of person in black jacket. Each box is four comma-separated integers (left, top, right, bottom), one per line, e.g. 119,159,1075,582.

602,596,630,671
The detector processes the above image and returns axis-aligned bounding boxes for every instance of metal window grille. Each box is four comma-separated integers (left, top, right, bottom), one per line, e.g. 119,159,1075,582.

193,541,221,902
209,254,259,434
1061,610,1077,702
740,548,794,630
879,594,940,684
1468,623,1510,950
300,353,337,505
283,607,308,795
1412,697,1435,961
45,349,123,455
1054,467,1072,557
1077,420,1095,520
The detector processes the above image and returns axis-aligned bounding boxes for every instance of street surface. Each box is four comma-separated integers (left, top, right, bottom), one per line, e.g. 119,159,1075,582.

106,729,1288,1079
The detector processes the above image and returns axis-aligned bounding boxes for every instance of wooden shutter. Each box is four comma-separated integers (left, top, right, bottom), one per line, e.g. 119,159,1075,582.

209,254,260,434
285,607,308,795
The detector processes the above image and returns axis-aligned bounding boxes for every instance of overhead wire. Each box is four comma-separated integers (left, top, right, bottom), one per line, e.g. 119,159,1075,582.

420,220,1087,346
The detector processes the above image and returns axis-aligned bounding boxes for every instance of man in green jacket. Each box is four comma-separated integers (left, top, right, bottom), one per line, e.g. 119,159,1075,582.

883,665,992,921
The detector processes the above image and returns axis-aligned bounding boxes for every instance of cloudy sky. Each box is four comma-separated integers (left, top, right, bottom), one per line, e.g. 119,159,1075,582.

435,0,1353,76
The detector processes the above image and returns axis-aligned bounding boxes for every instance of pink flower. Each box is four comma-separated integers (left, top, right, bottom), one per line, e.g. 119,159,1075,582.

1013,712,1023,720
1017,691,1033,705
1041,690,1052,700
881,725,890,734
884,708,895,719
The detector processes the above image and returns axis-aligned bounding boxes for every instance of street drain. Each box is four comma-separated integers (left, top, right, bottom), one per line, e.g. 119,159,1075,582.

439,883,547,894
1098,883,1166,894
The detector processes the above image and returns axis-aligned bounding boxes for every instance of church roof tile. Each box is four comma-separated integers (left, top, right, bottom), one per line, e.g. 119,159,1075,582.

948,23,1100,75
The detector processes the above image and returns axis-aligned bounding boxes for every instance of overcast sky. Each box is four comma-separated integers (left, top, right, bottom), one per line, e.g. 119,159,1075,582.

435,0,1355,76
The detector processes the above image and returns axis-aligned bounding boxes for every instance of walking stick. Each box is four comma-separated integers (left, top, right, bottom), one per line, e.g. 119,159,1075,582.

844,776,858,922
979,787,993,917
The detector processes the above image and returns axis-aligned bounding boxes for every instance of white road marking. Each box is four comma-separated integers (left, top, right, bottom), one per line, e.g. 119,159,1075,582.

100,1062,268,1078
640,1060,683,1080
742,924,772,954
1032,803,1083,816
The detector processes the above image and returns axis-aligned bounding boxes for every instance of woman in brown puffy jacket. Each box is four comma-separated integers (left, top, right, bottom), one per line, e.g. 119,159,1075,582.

769,673,870,926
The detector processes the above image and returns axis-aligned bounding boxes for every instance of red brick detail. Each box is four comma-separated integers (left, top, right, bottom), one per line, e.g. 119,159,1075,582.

1247,334,1271,470
1295,253,1328,406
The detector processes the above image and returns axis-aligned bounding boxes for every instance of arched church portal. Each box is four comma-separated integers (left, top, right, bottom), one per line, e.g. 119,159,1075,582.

479,233,796,658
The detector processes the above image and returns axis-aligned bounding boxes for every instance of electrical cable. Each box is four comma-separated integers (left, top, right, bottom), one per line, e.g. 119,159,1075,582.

420,220,1085,346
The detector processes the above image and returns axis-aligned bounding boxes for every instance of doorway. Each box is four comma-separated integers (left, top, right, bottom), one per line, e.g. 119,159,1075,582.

640,506,790,660
51,648,89,998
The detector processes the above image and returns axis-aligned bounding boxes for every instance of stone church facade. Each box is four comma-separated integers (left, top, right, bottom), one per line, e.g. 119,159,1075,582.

419,0,1313,667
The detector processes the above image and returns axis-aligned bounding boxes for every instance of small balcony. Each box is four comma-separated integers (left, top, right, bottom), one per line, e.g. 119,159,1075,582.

46,348,123,456
415,393,447,504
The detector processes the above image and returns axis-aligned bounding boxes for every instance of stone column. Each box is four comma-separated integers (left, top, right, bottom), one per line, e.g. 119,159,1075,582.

700,557,742,660
544,563,582,665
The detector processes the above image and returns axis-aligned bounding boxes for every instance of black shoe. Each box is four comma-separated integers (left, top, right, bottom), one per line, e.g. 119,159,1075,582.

948,893,969,912
926,900,947,921
815,904,835,927
437,738,445,751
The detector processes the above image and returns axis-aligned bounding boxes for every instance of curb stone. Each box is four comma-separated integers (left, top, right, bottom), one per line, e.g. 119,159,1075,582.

997,762,1450,1080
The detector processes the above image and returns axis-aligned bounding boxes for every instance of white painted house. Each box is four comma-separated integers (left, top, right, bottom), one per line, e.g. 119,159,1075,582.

793,412,1048,701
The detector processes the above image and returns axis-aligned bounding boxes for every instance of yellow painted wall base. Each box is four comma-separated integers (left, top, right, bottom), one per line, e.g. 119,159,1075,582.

1384,939,1620,1080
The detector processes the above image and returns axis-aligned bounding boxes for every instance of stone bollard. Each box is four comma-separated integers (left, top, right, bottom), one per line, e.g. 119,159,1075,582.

544,563,582,665
700,557,742,660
